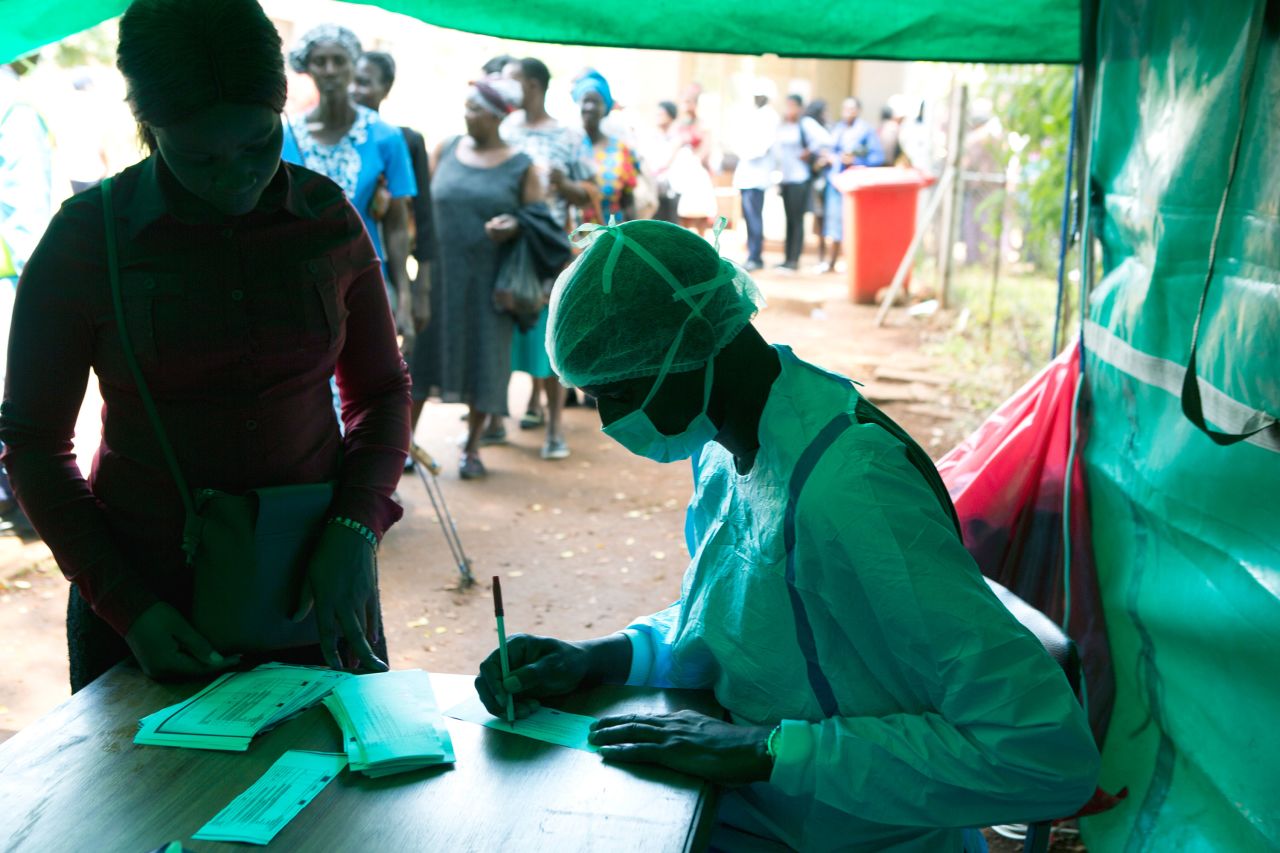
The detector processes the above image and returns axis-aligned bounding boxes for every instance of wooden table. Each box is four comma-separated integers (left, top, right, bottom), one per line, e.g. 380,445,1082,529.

0,665,721,852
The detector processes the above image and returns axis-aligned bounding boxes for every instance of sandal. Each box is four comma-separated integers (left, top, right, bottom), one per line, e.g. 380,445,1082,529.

519,409,545,430
479,424,507,446
459,453,487,480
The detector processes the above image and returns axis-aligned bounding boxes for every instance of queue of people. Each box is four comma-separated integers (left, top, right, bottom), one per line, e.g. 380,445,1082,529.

0,2,1101,850
2,19,912,491
733,88,894,274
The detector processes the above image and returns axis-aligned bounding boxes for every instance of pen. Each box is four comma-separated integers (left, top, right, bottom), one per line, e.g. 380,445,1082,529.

493,576,516,727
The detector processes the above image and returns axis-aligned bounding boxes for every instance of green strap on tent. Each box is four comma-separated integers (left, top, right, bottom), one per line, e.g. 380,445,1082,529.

1179,3,1276,446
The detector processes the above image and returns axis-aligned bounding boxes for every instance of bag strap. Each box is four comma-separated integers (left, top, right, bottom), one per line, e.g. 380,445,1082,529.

784,412,849,719
1179,6,1275,446
102,176,203,562
854,396,963,539
782,382,966,719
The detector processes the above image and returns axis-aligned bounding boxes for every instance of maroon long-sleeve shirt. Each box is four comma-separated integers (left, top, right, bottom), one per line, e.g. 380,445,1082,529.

0,155,411,637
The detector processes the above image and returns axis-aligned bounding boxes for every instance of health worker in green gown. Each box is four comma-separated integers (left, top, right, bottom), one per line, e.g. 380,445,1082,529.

475,219,1099,853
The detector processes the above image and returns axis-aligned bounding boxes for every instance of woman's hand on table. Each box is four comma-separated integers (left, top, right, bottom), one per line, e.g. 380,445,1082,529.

125,602,241,680
589,711,774,786
292,523,388,673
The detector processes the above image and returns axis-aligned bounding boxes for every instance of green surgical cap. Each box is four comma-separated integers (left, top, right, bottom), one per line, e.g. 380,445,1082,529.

547,220,764,389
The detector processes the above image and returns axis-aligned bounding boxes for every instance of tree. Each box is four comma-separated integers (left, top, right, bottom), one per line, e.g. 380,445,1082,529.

985,65,1075,270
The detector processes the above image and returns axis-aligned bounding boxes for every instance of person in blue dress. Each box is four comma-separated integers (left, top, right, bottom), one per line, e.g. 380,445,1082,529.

281,24,415,327
817,97,885,274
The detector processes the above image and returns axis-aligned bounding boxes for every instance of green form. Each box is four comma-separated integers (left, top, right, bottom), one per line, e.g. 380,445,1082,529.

324,670,455,777
135,664,352,751
192,750,347,845
445,695,600,753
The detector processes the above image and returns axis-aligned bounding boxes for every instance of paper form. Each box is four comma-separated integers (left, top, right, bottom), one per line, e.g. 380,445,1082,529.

445,695,600,753
192,750,347,845
323,670,455,776
136,664,351,751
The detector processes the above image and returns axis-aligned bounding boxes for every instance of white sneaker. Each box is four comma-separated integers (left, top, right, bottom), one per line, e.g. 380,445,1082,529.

541,437,570,460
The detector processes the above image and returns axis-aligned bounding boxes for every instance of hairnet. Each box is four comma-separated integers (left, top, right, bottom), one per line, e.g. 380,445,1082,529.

547,220,764,389
572,69,614,114
288,24,362,74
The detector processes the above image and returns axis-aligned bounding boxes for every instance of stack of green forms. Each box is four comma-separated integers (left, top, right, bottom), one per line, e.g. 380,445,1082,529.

323,669,456,777
135,664,352,751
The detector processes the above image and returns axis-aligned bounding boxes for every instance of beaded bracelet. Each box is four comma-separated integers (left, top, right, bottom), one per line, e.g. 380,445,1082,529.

765,724,783,764
328,516,379,550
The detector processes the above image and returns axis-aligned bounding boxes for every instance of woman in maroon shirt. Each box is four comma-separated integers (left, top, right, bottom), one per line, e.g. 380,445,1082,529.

0,0,411,690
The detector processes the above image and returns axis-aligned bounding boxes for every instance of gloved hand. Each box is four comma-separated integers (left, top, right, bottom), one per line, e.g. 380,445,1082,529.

475,632,634,718
475,634,591,719
292,522,387,673
125,601,241,680
590,710,775,786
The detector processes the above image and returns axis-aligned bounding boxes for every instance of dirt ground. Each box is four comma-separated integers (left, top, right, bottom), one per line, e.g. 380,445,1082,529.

0,261,971,739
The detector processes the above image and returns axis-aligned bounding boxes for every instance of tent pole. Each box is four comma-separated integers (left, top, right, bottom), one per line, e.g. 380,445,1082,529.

985,180,1008,352
1050,67,1082,359
937,83,969,309
874,168,954,327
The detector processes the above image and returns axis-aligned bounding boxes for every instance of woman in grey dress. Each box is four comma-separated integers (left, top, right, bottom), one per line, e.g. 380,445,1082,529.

427,80,540,479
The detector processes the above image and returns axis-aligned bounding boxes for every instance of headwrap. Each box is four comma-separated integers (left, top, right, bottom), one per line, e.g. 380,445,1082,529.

288,24,362,74
470,78,523,118
572,69,614,114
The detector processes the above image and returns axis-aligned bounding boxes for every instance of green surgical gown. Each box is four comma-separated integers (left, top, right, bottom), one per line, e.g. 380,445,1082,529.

622,346,1099,852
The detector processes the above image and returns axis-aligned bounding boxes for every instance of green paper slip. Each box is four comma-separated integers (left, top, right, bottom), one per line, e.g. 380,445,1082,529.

444,695,599,752
323,670,455,777
192,750,347,845
136,664,352,751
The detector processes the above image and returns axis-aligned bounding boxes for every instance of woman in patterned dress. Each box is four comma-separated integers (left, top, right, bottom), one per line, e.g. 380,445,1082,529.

281,24,416,331
574,69,639,225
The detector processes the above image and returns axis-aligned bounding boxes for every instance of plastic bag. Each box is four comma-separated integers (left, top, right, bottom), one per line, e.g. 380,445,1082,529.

493,238,547,332
936,340,1114,746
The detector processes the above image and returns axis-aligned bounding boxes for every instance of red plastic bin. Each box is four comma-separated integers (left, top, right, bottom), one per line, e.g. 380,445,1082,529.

831,167,932,304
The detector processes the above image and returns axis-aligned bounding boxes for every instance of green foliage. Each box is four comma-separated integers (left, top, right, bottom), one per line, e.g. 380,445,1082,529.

985,65,1075,270
918,259,1060,439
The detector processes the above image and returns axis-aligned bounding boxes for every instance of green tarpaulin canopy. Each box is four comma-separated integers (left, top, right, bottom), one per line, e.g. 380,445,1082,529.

1079,3,1279,850
4,1,1279,852
0,0,1081,65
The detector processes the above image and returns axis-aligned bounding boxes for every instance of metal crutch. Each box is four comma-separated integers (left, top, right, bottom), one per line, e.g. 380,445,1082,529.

408,443,475,588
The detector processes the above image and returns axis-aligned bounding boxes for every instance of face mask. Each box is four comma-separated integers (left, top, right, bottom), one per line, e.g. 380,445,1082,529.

603,358,717,463
571,216,734,462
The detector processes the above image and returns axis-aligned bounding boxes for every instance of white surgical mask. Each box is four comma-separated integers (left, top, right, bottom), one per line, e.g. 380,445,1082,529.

603,358,717,463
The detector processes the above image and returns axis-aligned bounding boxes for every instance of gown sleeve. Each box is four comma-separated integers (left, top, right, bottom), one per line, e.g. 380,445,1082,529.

621,454,707,688
768,434,1100,827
